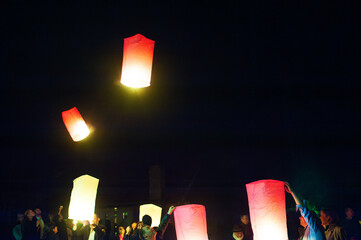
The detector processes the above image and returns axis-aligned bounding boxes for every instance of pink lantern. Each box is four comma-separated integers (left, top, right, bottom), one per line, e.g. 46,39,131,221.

246,180,288,240
62,107,90,142
174,204,208,240
120,34,155,88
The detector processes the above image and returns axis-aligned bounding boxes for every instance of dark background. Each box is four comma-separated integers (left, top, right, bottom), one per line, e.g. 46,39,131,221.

1,0,360,239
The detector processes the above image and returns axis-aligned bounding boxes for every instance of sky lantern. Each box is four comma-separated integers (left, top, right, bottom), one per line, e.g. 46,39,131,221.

68,175,99,222
62,107,90,142
139,204,162,227
120,34,155,88
174,204,208,240
246,179,288,240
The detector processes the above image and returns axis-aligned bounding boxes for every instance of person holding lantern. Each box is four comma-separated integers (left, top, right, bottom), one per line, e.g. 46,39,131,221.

141,205,176,240
285,182,326,240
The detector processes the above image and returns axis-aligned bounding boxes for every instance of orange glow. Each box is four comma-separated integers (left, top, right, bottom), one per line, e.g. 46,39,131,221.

62,107,90,142
246,180,288,240
139,204,162,227
174,204,208,240
120,34,155,88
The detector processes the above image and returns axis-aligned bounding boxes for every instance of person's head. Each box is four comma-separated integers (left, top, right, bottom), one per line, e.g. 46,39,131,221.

232,225,245,240
142,225,156,240
131,222,137,230
299,216,307,227
345,208,355,219
119,226,125,236
17,213,24,223
320,209,339,226
24,209,35,220
34,208,42,216
92,214,100,225
142,214,152,227
137,221,144,229
240,215,250,225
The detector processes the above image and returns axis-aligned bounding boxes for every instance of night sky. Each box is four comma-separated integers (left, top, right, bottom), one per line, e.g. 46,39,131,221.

1,0,361,239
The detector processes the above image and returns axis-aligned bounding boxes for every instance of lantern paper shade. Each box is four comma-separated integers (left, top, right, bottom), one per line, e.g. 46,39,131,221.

120,34,155,88
174,204,208,240
68,175,99,221
139,204,162,227
62,107,90,142
246,179,288,240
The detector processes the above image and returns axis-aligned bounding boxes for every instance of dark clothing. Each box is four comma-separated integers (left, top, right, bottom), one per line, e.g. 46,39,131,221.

54,219,68,240
156,213,172,240
240,223,253,240
341,218,361,240
46,233,60,240
22,217,39,240
82,224,106,240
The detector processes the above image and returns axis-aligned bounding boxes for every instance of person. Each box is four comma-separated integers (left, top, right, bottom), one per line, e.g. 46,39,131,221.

22,209,40,240
232,224,245,240
141,205,176,240
53,206,68,240
285,182,326,240
12,213,24,240
118,226,125,240
239,215,253,240
82,213,106,240
320,209,347,240
35,208,46,239
341,208,361,240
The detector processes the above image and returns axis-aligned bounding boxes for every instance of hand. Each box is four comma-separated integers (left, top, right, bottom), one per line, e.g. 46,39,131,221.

168,206,176,215
284,182,292,194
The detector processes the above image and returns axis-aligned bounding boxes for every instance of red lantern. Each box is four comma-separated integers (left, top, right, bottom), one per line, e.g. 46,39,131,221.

62,107,90,142
246,180,288,240
120,34,155,88
174,204,208,240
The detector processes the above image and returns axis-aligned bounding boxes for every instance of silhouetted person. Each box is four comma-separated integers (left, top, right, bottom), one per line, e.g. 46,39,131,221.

320,209,347,240
22,209,39,240
341,208,361,240
82,214,105,240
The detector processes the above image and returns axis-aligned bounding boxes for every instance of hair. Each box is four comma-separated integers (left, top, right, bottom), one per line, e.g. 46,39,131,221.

321,209,340,224
142,214,152,226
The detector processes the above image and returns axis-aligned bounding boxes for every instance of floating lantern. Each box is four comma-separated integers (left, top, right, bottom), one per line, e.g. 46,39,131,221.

246,179,288,240
120,34,155,88
174,204,208,240
139,204,162,227
62,107,90,142
68,175,99,221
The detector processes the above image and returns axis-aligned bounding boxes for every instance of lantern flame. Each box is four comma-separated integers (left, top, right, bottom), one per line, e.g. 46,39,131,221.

120,34,155,88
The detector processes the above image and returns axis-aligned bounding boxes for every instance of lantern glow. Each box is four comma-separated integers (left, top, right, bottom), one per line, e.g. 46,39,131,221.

246,179,288,240
62,107,90,142
174,204,208,240
120,34,155,88
139,204,162,227
68,175,99,222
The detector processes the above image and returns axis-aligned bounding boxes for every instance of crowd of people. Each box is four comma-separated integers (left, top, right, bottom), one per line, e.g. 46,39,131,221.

10,183,361,240
11,206,176,240
231,183,361,240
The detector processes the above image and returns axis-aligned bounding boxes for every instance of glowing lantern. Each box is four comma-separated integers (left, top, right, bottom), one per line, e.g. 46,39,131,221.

120,34,155,88
139,204,162,227
246,179,288,240
68,175,99,221
174,204,208,240
62,107,90,142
